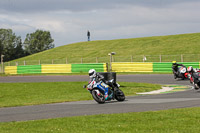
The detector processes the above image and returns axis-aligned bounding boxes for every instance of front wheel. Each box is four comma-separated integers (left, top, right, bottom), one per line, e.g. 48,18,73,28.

181,74,185,80
115,88,125,101
91,89,105,104
174,74,177,79
194,83,200,90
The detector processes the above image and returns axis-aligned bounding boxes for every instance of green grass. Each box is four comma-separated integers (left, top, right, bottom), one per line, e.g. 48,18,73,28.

1,107,200,133
6,33,200,65
0,82,161,107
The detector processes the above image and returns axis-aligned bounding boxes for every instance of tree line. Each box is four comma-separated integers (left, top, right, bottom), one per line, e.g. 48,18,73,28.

0,29,54,62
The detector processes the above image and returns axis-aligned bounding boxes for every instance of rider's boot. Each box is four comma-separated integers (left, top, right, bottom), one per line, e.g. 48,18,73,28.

108,92,113,99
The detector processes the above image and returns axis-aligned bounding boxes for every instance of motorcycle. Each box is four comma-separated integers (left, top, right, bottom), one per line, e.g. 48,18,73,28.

189,72,200,90
172,66,188,80
84,78,125,104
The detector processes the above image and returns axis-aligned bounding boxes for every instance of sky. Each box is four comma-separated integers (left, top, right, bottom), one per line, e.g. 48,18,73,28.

0,0,200,47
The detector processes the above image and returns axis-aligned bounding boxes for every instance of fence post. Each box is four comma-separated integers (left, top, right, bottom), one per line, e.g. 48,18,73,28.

24,60,26,65
106,63,109,72
131,55,133,62
143,55,145,62
66,58,68,64
96,57,98,63
110,54,112,71
160,55,162,62
52,59,54,64
181,54,183,62
1,55,4,73
81,58,83,64
39,60,40,65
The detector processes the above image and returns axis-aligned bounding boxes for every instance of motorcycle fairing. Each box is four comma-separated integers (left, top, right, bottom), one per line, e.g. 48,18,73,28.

96,81,109,93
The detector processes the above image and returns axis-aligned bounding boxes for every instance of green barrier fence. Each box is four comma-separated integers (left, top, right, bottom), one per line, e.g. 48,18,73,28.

5,62,200,74
179,62,199,68
153,62,199,72
17,65,42,74
5,63,107,74
153,63,172,72
71,63,107,73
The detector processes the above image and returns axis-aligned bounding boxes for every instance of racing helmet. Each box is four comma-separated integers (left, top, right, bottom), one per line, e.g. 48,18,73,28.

88,69,96,78
172,61,177,65
187,66,193,72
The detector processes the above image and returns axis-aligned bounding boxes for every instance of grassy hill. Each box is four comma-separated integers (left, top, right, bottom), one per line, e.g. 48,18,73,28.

8,33,200,65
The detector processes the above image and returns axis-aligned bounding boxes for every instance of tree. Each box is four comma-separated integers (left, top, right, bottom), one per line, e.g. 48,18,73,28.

23,30,54,55
0,29,24,62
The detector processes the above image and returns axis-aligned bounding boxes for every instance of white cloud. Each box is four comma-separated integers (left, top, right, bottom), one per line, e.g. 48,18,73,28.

0,0,200,47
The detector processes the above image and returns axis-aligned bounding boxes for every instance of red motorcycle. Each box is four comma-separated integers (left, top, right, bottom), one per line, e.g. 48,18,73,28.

188,68,200,90
173,66,188,80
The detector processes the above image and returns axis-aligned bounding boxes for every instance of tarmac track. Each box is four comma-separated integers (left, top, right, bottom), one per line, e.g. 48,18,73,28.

1,74,200,122
0,74,190,85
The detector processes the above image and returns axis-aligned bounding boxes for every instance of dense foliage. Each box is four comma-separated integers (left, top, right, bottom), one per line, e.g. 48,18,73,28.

0,29,24,62
23,30,54,55
0,29,54,62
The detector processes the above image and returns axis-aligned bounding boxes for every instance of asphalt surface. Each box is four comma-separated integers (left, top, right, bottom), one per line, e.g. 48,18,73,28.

1,74,200,122
0,74,190,85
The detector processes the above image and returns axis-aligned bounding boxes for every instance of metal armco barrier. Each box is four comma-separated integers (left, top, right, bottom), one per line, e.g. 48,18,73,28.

4,62,200,74
17,65,41,74
153,62,199,72
112,62,153,72
42,64,71,73
5,63,107,74
71,63,107,72
112,62,200,73
4,66,17,74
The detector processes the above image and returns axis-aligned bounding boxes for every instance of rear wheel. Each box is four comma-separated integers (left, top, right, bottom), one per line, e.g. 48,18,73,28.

115,88,125,101
91,89,105,104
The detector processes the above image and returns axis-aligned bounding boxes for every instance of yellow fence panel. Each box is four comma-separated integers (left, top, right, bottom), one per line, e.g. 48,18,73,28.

103,63,107,72
5,66,17,74
112,62,153,72
41,64,71,73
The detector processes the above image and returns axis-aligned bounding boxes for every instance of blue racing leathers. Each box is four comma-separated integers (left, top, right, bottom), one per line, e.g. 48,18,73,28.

89,73,109,100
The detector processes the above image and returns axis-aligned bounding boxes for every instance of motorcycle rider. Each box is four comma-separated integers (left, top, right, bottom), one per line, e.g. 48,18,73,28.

187,66,195,84
88,69,111,100
187,66,200,84
172,61,185,79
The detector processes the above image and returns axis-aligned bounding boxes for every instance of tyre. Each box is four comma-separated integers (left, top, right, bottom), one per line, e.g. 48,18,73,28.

194,84,199,90
115,88,125,101
91,89,105,104
174,74,177,79
181,74,185,80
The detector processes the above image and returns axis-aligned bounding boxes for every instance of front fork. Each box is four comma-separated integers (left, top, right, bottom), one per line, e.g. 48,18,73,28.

94,89,101,96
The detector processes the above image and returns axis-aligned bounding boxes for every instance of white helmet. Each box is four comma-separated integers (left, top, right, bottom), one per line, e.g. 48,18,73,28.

88,69,96,78
187,66,193,72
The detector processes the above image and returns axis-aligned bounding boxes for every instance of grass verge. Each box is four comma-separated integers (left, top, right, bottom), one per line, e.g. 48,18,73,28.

0,82,161,107
9,33,200,63
0,107,200,132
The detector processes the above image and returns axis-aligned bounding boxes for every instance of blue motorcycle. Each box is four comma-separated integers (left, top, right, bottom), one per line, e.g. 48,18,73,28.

84,79,125,104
